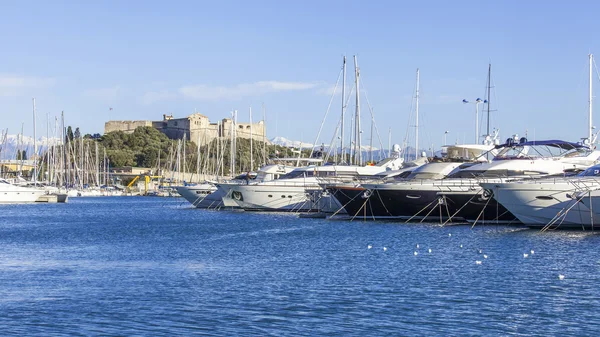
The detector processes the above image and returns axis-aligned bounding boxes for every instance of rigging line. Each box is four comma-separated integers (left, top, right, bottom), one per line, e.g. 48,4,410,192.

594,57,600,84
441,189,482,226
350,197,369,222
470,195,493,229
402,83,417,159
359,78,387,158
309,67,343,158
405,198,439,223
541,194,583,231
374,188,393,216
419,198,442,223
329,187,364,217
324,118,342,163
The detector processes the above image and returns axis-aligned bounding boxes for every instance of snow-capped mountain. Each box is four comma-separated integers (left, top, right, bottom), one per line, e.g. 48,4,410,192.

269,136,315,149
270,136,379,151
0,134,63,159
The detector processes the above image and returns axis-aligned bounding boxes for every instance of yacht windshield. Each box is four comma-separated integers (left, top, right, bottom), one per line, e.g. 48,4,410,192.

494,143,585,160
406,172,448,180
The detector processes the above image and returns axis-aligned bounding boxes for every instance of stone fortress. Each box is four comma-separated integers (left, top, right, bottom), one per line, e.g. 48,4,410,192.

104,112,267,145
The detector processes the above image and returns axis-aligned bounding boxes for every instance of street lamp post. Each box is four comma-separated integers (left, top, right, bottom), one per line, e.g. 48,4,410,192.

444,130,449,145
462,98,487,143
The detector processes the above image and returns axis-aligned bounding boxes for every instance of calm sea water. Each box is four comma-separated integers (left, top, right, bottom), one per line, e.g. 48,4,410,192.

0,197,599,336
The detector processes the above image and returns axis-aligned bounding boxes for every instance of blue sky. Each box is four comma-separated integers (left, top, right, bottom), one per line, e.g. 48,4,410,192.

1,0,600,150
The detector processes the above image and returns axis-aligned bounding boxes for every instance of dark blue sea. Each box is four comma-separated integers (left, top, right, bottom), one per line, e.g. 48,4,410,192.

1,197,599,336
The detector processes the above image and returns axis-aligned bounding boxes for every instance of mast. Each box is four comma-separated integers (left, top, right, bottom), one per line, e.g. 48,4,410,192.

590,53,594,143
415,68,420,161
369,108,374,163
341,55,346,163
354,55,361,165
95,141,99,187
46,113,50,184
103,147,107,185
249,106,253,172
61,111,67,188
262,103,266,166
388,127,391,158
486,64,492,136
32,98,37,186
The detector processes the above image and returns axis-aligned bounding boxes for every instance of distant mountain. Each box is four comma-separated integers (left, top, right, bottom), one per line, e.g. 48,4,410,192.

270,136,379,152
0,134,62,159
269,136,315,149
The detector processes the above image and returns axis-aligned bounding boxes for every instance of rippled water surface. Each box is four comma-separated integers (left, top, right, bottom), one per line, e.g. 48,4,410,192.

1,197,599,335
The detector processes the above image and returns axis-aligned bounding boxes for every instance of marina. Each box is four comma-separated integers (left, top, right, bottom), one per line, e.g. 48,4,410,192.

1,197,599,335
5,1,600,335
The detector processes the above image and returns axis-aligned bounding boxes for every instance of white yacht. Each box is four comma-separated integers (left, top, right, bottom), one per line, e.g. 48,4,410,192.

480,162,600,229
0,178,46,203
347,139,600,222
178,163,297,209
225,154,406,212
340,142,496,219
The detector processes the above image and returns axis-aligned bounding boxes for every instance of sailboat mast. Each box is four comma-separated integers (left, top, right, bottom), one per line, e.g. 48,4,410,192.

95,141,99,187
369,108,374,163
590,53,594,143
46,113,50,184
354,55,361,165
249,106,253,172
230,112,234,176
388,127,391,158
341,56,346,164
32,98,37,186
415,68,420,161
486,64,491,136
262,103,266,166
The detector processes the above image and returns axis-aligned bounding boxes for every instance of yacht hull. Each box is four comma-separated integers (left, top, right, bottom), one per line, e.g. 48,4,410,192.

481,182,600,229
177,184,232,209
228,184,321,212
440,190,517,223
327,185,389,217
364,185,460,220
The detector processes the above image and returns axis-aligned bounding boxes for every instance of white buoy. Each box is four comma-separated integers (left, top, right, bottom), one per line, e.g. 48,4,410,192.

475,260,482,265
416,244,420,248
448,233,452,237
483,254,488,259
367,245,372,249
523,253,529,258
530,249,535,255
558,274,565,280
460,244,463,248
478,249,483,254
383,247,388,251
428,248,432,253
414,251,418,256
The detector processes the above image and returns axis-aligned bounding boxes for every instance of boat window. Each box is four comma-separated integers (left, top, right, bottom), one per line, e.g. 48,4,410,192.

406,172,448,180
447,169,546,178
279,171,305,179
563,148,594,158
